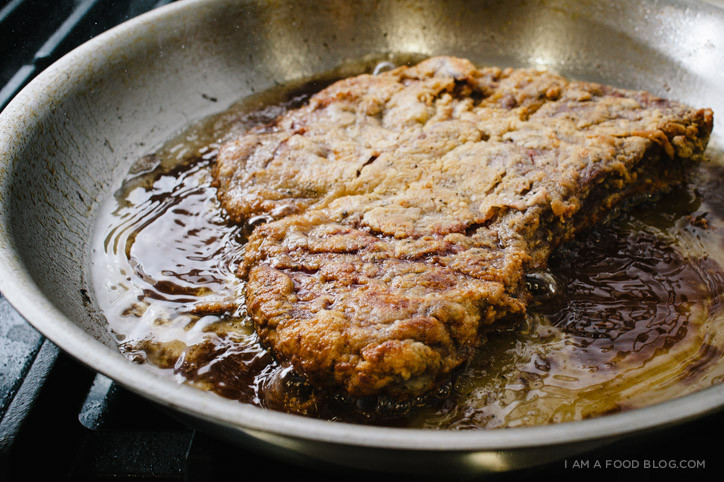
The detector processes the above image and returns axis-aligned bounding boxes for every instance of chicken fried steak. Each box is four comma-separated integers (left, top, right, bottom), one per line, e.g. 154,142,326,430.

213,57,713,400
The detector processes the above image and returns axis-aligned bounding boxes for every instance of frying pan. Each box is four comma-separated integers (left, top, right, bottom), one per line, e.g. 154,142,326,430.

1,0,724,475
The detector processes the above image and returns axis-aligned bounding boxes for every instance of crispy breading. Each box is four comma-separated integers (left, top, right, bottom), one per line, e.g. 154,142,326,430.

214,56,713,399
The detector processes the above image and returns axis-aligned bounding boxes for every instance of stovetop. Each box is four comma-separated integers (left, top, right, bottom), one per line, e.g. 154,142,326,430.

0,1,722,480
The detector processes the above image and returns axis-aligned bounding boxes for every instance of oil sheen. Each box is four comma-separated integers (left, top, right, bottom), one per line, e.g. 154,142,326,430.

91,66,724,429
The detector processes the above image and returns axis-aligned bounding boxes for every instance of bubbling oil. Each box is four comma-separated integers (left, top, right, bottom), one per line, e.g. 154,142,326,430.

91,62,724,429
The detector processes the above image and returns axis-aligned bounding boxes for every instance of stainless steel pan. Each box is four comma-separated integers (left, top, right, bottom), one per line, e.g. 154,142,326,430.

1,0,724,475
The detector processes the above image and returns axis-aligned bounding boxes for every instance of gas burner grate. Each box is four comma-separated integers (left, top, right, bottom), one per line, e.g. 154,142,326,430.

0,0,175,111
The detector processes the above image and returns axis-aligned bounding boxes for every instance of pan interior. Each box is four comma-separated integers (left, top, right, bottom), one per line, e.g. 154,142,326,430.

91,56,724,429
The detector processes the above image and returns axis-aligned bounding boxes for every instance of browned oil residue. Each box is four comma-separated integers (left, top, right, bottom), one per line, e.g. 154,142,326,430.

92,63,724,429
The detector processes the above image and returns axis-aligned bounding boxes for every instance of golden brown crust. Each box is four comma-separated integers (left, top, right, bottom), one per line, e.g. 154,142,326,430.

244,216,526,398
214,56,713,400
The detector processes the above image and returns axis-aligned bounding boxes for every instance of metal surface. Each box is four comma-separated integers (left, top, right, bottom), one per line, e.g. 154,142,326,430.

1,0,724,474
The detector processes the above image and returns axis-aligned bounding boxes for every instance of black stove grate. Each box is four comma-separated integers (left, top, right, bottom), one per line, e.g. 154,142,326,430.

0,1,722,480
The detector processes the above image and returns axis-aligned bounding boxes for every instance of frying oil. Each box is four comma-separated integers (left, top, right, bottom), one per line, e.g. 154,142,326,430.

91,62,724,429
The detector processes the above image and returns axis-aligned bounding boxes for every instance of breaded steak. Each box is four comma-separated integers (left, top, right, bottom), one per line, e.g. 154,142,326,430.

213,57,713,400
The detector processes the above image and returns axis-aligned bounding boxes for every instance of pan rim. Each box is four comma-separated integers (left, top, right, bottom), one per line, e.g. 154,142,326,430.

1,0,724,453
